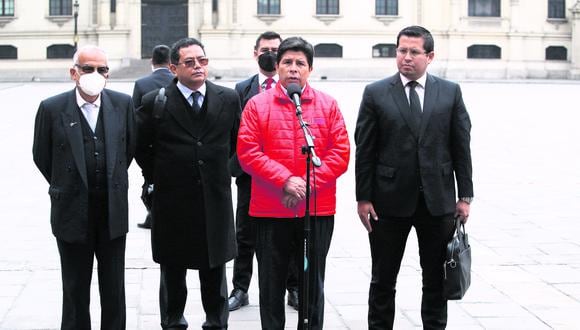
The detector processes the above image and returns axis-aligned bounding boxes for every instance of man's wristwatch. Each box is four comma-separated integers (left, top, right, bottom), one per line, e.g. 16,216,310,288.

459,197,473,204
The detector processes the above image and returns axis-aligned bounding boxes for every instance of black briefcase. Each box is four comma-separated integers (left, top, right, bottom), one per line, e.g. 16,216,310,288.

442,217,471,300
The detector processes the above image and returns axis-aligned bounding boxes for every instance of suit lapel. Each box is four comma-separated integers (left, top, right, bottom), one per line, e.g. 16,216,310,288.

390,75,420,139
101,90,119,180
419,74,438,142
165,84,196,137
61,89,88,187
241,75,259,109
200,81,224,138
249,75,260,97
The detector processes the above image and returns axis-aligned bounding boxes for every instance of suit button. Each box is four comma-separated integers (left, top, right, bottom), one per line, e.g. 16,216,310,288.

94,152,99,156
197,141,203,146
198,160,204,165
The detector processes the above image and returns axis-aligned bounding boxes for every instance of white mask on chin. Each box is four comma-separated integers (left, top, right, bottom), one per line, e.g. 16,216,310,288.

78,72,106,96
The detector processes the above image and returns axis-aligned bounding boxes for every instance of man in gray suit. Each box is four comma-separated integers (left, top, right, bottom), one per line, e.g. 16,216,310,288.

132,44,174,229
355,26,473,329
33,45,135,330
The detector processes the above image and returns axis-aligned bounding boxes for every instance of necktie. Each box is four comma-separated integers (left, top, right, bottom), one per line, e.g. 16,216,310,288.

264,78,274,91
190,91,201,112
407,81,422,128
82,103,98,132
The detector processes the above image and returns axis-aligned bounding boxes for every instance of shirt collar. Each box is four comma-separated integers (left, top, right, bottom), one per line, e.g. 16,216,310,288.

75,88,101,108
153,67,171,73
258,73,278,87
400,73,427,89
176,81,206,99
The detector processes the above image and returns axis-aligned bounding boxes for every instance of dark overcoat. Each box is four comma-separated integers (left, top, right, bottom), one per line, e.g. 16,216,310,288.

136,79,240,269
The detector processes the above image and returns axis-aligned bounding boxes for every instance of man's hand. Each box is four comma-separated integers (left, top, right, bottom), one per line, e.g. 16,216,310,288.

357,201,378,233
281,193,299,209
455,200,471,223
283,176,307,200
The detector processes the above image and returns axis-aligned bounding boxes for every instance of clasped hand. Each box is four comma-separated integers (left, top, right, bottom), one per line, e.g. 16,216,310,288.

282,176,307,209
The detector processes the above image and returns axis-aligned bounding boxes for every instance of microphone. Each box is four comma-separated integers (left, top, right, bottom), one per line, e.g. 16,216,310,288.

287,83,302,114
287,83,322,167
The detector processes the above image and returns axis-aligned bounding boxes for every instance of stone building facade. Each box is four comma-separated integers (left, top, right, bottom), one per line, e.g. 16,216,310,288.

1,0,579,80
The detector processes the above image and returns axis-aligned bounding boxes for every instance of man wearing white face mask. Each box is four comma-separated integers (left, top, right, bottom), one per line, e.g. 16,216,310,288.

33,45,135,330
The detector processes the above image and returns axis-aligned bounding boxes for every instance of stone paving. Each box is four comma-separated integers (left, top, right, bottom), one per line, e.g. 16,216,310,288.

0,79,579,329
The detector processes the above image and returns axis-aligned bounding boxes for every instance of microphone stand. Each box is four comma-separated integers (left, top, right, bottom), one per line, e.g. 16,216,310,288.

296,104,320,330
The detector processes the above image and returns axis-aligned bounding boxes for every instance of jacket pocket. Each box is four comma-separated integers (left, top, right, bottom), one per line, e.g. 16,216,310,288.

376,164,396,179
48,186,60,200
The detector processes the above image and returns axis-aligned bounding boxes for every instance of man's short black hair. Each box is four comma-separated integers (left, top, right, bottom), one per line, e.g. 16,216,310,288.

276,37,314,68
170,38,206,65
396,26,434,53
151,45,171,65
254,31,282,50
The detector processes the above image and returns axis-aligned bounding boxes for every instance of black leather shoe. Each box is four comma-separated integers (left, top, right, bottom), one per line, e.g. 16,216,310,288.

287,289,299,310
137,213,152,229
228,289,249,311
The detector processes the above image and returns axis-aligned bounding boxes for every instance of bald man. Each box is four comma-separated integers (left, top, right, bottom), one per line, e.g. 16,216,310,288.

33,45,135,330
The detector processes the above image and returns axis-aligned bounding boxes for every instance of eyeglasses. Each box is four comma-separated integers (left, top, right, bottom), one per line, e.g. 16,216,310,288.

396,48,429,58
75,64,110,75
178,57,209,68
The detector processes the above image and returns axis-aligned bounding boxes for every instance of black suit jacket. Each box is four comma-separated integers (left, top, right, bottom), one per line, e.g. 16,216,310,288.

132,68,174,108
33,88,136,243
355,73,473,217
229,74,260,178
135,80,241,268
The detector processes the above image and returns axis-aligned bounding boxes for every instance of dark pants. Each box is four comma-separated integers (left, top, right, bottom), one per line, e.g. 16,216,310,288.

368,195,455,330
232,175,298,294
56,196,126,330
159,264,229,329
255,216,334,330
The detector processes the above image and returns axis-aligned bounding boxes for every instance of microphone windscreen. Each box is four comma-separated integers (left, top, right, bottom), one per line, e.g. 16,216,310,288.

286,83,302,98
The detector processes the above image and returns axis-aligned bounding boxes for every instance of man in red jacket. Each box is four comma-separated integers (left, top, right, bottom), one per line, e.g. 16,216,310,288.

237,36,350,330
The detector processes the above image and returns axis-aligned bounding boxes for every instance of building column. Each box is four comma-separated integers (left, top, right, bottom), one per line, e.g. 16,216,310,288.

98,0,111,29
570,1,580,79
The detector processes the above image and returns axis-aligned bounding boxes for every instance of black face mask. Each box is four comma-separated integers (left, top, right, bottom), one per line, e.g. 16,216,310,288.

258,51,277,72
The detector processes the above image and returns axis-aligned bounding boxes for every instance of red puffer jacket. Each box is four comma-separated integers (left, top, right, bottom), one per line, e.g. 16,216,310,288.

237,83,350,218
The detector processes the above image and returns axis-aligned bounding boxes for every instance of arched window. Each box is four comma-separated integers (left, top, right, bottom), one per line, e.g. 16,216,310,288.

0,45,17,59
545,46,567,60
314,43,342,58
468,0,500,17
372,43,396,58
47,44,76,59
467,45,501,59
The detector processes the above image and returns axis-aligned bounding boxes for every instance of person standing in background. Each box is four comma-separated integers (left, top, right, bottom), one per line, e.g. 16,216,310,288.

132,44,174,229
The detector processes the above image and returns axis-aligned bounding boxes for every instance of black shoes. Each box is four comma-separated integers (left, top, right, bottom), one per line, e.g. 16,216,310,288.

228,289,249,311
137,213,152,229
228,288,298,311
287,289,299,311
